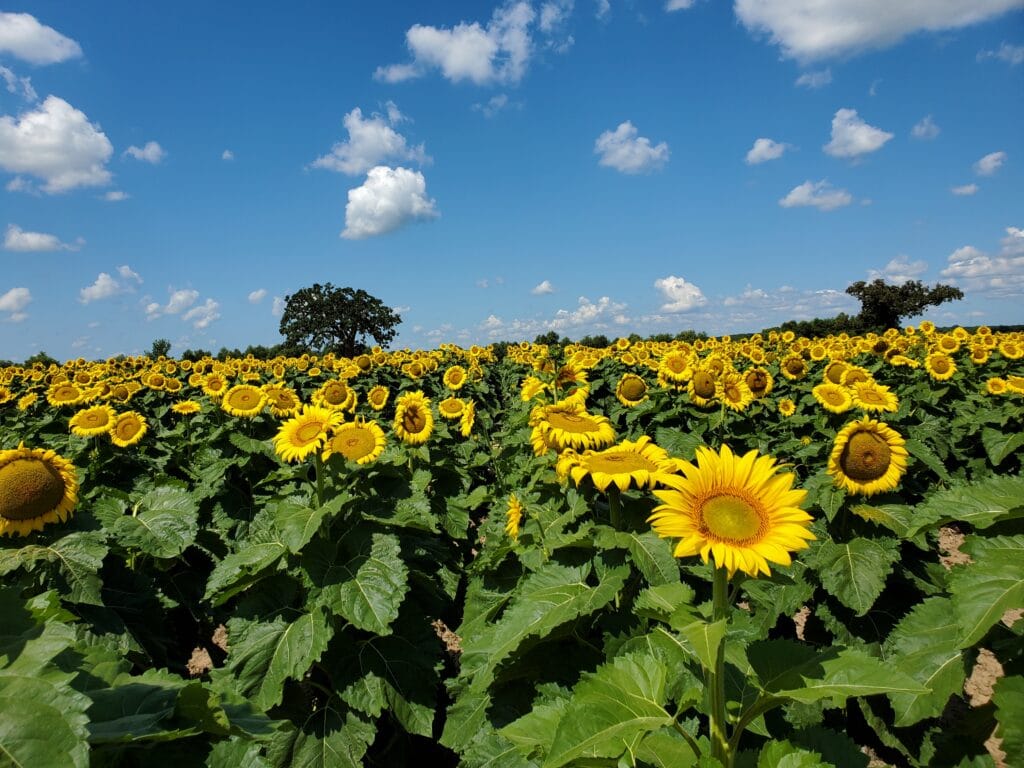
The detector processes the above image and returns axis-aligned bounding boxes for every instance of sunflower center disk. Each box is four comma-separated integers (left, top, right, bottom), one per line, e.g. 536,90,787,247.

295,422,326,444
0,459,65,521
588,453,655,473
547,412,594,430
692,372,716,398
621,380,646,400
404,408,427,433
701,493,764,543
338,430,374,460
841,431,892,481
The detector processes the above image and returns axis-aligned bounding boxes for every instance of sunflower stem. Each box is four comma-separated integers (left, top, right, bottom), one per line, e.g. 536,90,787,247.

709,564,732,767
313,453,325,508
607,485,622,530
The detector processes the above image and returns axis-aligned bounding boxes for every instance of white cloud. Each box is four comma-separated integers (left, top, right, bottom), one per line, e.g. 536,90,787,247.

734,0,1024,61
823,108,893,158
0,286,30,321
0,12,82,65
911,114,940,140
3,223,80,252
868,254,928,282
104,190,129,201
311,106,428,175
974,151,1007,176
472,93,512,118
655,275,706,312
540,1,574,31
80,273,121,303
595,0,611,19
0,96,113,193
248,288,267,303
978,42,1024,65
532,279,554,294
745,137,789,164
146,288,199,318
594,121,669,174
272,296,285,317
183,298,220,329
952,183,979,196
666,0,697,10
941,233,1024,297
0,65,36,101
221,149,234,161
375,2,536,85
117,265,142,284
1000,226,1024,254
341,166,439,240
779,179,853,211
551,295,628,330
795,68,831,88
719,284,858,325
483,314,503,329
123,141,165,164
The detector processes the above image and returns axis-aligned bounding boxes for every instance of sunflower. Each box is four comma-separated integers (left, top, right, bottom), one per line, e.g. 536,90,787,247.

110,411,148,447
313,379,357,412
812,383,853,414
443,365,468,391
530,402,615,455
717,373,754,412
827,418,908,497
986,377,1008,395
0,386,13,405
687,369,717,408
520,375,548,402
648,444,814,577
658,351,693,389
262,385,301,417
393,390,434,445
615,374,649,407
744,367,773,398
924,352,956,381
202,374,229,398
221,384,267,418
46,382,85,407
69,404,118,436
506,494,524,540
823,360,848,385
1006,375,1024,395
998,340,1023,360
366,385,390,411
0,444,79,537
17,392,38,411
274,405,344,463
778,398,796,417
438,397,465,420
558,436,677,493
779,354,807,381
459,400,476,438
850,381,899,413
323,418,386,465
171,400,202,415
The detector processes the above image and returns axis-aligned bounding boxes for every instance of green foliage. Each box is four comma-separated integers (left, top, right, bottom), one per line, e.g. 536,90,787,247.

845,278,964,332
278,283,401,355
148,338,172,358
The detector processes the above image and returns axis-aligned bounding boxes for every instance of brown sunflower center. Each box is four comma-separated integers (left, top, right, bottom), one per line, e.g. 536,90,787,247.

80,409,111,427
322,384,348,404
840,431,892,481
403,405,428,433
858,388,886,405
666,356,687,374
620,377,647,401
700,492,765,544
724,384,743,402
0,459,65,521
369,390,387,405
116,417,143,440
51,384,81,402
931,357,951,374
785,358,805,375
746,371,767,393
692,371,716,398
825,363,847,384
448,369,466,386
823,389,847,406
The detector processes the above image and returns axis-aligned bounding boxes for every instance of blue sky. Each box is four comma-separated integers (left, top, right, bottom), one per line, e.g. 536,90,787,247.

1,1,1022,361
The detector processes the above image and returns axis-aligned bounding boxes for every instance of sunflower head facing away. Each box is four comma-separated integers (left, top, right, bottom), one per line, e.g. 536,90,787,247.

648,444,814,578
827,417,908,497
506,494,524,540
558,436,677,494
0,444,79,537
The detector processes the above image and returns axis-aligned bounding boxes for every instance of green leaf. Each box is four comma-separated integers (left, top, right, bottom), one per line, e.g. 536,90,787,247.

635,728,700,768
654,427,705,460
992,675,1024,762
850,503,916,538
601,530,680,586
0,689,90,768
544,653,673,768
804,537,899,616
463,730,541,768
0,531,107,605
499,697,568,757
204,541,288,605
86,677,183,743
883,597,965,725
758,740,827,768
981,426,1024,467
113,485,199,559
227,608,333,711
228,430,272,456
270,494,346,554
634,582,696,621
904,437,951,482
676,619,727,673
908,476,1024,536
268,706,375,768
207,738,271,768
950,534,1024,647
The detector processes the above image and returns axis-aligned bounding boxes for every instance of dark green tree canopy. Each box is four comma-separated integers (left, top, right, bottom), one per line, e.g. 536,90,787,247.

148,338,172,359
845,279,964,332
278,283,401,356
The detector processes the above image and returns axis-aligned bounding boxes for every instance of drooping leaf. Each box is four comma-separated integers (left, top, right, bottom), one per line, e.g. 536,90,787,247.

270,493,347,554
598,530,680,586
950,534,1024,648
267,706,375,768
904,437,951,483
757,740,828,768
112,485,199,559
204,540,288,605
634,728,700,768
981,426,1024,467
634,582,696,621
804,537,899,616
676,619,727,673
907,476,1024,537
0,531,107,605
86,676,184,743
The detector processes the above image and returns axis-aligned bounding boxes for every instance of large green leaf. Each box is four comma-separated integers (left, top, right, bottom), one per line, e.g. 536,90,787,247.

0,688,90,768
544,653,673,768
499,697,568,759
0,588,77,671
227,608,333,710
981,426,1024,467
112,485,199,559
904,438,951,483
270,493,347,554
883,597,965,725
992,675,1024,762
204,540,288,605
676,619,727,673
758,740,828,768
0,531,107,605
804,537,898,616
907,476,1024,537
950,534,1024,647
267,707,375,768
634,582,696,621
598,530,680,587
86,676,183,743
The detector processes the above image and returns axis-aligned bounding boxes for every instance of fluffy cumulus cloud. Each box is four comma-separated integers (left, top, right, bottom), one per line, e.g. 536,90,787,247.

248,288,267,303
3,223,80,252
795,68,831,88
940,226,1024,297
734,0,1024,61
594,121,669,174
123,141,166,164
342,166,439,240
823,108,893,158
0,12,82,64
80,266,143,304
550,295,627,330
978,42,1024,65
311,105,428,176
375,2,536,85
720,284,857,326
779,179,852,211
868,254,928,282
0,96,113,193
911,115,940,140
745,138,788,164
183,299,220,329
145,288,199,318
532,279,554,294
539,1,574,31
655,275,706,312
272,296,285,317
974,151,1007,176
0,286,30,321
952,183,979,196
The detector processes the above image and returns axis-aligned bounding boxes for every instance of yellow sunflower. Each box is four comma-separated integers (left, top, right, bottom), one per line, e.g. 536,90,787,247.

46,382,85,407
0,386,13,405
986,377,1008,395
850,381,899,413
0,444,79,537
827,418,908,497
779,354,808,381
221,384,267,418
262,385,301,417
744,367,773,398
443,365,468,391
657,351,692,390
558,436,677,493
778,398,796,417
998,340,1023,360
438,397,465,420
273,405,344,463
717,373,754,412
812,383,853,414
366,385,390,411
69,404,118,437
110,411,148,447
648,444,815,578
459,400,476,438
201,374,229,398
17,392,38,411
925,352,956,381
322,418,386,465
687,369,717,408
530,402,615,455
520,375,549,402
1006,375,1024,395
171,400,202,415
393,390,434,445
506,494,524,540
615,373,649,407
313,379,357,412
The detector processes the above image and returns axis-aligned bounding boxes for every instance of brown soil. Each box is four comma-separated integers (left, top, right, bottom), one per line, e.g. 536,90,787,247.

186,647,213,677
212,623,229,652
432,618,462,656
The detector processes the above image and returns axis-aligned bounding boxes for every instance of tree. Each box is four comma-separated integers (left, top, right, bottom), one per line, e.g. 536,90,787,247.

845,279,964,332
279,283,401,356
149,338,172,358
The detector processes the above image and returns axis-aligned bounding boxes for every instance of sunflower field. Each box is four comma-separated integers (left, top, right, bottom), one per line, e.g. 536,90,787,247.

1,325,1023,768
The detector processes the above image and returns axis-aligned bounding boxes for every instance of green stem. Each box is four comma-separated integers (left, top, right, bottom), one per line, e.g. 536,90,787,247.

607,485,623,530
709,565,731,767
313,453,325,508
672,719,703,761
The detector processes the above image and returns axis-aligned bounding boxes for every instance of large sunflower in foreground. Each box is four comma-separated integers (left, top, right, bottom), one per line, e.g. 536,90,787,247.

393,390,434,445
274,405,344,463
558,436,677,493
322,418,386,465
0,444,79,537
648,444,815,578
827,418,908,497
